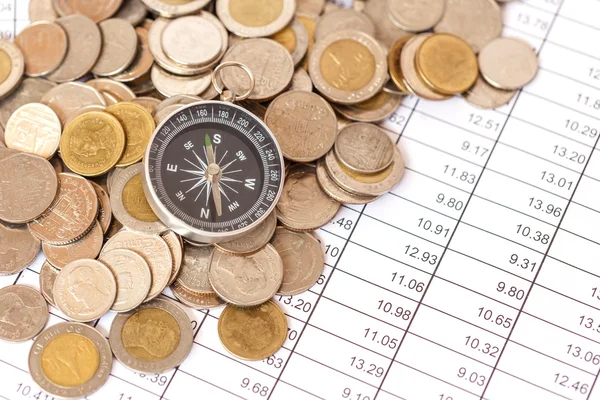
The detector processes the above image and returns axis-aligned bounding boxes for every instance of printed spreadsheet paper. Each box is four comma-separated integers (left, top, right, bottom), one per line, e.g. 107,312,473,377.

2,0,600,399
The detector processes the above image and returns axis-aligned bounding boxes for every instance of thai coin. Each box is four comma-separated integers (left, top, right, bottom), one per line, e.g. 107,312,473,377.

416,33,478,95
107,167,126,193
93,19,138,77
315,8,375,41
309,30,387,105
87,79,137,102
41,82,106,126
363,0,410,49
296,0,324,16
463,75,516,109
272,227,324,295
154,104,183,125
60,111,126,177
102,230,173,301
325,147,405,197
99,249,152,312
4,103,61,159
269,18,309,66
53,258,117,322
265,91,337,162
387,36,413,94
40,261,60,307
110,163,167,233
171,281,225,309
90,181,113,233
0,221,41,275
105,218,124,240
479,37,539,90
132,96,161,114
162,230,184,285
216,210,277,255
210,245,284,306
0,41,25,100
42,222,104,269
218,300,287,360
141,0,211,18
177,245,214,294
216,0,295,38
0,285,48,342
51,0,73,16
400,34,450,101
112,27,154,83
277,164,340,231
106,102,155,167
316,159,378,205
333,91,403,123
289,67,313,92
151,65,212,98
29,0,58,22
434,0,501,53
114,0,148,26
387,0,445,32
69,0,123,22
29,322,112,398
183,237,211,247
46,15,102,83
0,78,55,129
334,123,394,174
109,297,193,373
29,173,98,245
0,152,58,224
222,39,294,102
162,15,223,67
102,91,120,106
296,14,317,70
14,22,68,77
155,94,202,115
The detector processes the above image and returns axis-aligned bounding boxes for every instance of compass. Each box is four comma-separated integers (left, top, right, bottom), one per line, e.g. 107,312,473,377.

143,99,285,243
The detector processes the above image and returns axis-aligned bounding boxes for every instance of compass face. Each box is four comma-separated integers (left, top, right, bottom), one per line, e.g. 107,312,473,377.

144,101,284,241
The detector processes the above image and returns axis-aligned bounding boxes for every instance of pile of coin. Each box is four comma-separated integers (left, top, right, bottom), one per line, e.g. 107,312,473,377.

0,0,536,397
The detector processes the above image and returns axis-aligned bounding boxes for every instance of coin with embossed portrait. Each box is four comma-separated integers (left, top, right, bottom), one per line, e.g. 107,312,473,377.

0,222,41,276
109,297,193,373
277,164,340,231
53,259,117,322
4,103,61,159
335,123,394,174
0,40,25,100
162,15,223,67
15,21,68,77
217,0,296,38
29,322,112,399
42,222,104,269
218,300,287,360
0,151,58,224
309,30,387,105
0,285,48,342
106,102,155,167
209,245,283,306
29,173,98,244
176,245,214,294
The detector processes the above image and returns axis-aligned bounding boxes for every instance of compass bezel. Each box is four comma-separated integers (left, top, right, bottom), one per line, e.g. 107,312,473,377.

142,100,285,243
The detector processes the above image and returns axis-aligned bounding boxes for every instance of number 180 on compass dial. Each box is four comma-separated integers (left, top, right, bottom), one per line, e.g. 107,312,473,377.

143,101,285,243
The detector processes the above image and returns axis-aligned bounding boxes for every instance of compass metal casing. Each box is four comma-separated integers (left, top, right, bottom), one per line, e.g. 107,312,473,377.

143,100,285,244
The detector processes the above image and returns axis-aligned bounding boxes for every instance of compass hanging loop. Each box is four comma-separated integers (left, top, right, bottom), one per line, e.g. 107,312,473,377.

212,62,255,102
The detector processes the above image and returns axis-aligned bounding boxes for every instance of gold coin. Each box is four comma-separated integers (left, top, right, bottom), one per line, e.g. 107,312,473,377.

106,102,155,167
270,24,296,54
229,0,283,27
0,49,12,85
123,174,159,222
416,33,478,95
122,308,181,362
60,111,126,177
388,36,413,94
320,39,375,92
41,333,100,387
218,300,287,361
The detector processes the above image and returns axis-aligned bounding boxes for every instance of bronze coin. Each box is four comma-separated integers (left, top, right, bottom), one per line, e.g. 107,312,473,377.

15,21,68,77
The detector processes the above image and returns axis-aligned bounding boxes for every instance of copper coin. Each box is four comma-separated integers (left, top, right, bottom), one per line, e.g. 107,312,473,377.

0,221,41,276
46,15,102,83
29,0,58,22
39,261,60,307
0,78,56,129
29,173,98,245
363,0,410,49
112,27,154,83
91,181,113,234
0,152,58,224
15,21,68,77
63,0,124,23
0,285,48,341
42,222,104,269
93,18,138,77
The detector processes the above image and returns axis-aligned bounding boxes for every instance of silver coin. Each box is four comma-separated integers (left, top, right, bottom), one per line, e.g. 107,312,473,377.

40,82,107,125
99,249,152,312
363,0,411,49
315,8,375,41
161,15,223,67
46,15,102,83
42,222,104,269
101,230,173,301
333,91,403,123
216,0,296,38
29,322,112,399
39,261,60,307
289,67,313,92
271,18,309,66
478,37,539,90
334,122,395,174
296,0,325,16
114,0,148,26
53,259,117,322
209,244,284,306
109,297,193,373
463,75,516,109
176,245,215,294
93,18,138,77
387,0,445,32
151,64,212,98
171,281,225,310
110,163,168,234
0,285,48,341
141,0,211,18
0,41,25,100
0,78,56,129
316,158,378,205
216,210,277,255
153,103,184,125
0,221,41,276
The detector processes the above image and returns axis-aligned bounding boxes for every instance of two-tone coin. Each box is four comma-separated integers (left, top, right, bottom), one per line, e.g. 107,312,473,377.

0,40,25,100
